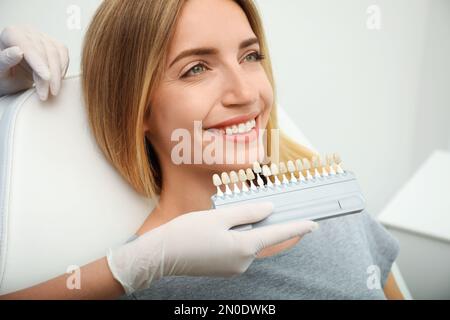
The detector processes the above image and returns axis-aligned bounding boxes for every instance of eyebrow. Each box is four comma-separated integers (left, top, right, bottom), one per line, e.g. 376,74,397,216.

168,37,260,68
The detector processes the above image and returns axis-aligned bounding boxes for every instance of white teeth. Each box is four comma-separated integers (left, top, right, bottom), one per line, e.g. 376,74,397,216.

238,169,247,182
253,162,262,173
246,168,255,180
221,172,231,184
246,121,253,131
278,162,287,174
229,171,239,184
212,174,222,187
220,172,232,195
213,174,224,197
238,169,249,192
270,163,279,175
287,160,297,183
270,163,282,186
245,168,257,190
287,160,296,173
262,164,270,176
223,118,256,136
208,119,256,136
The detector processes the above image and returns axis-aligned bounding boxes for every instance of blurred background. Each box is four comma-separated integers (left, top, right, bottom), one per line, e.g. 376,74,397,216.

1,0,449,299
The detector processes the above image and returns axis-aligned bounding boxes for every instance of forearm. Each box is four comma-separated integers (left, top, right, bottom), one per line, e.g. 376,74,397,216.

0,257,125,300
384,271,404,300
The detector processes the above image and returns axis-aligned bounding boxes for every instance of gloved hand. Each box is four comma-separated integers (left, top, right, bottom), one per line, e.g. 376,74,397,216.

0,25,69,100
106,202,319,295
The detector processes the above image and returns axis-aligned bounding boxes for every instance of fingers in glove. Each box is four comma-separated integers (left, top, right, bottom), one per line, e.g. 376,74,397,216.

33,71,49,100
216,202,274,229
0,46,24,76
21,43,51,81
0,26,52,90
43,34,68,92
18,31,52,82
238,219,319,253
51,38,69,78
41,38,62,96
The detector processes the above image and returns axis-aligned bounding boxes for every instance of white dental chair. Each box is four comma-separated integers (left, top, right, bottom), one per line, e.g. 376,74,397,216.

0,75,411,298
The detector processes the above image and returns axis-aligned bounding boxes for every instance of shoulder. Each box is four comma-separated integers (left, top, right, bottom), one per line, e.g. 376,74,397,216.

359,210,400,257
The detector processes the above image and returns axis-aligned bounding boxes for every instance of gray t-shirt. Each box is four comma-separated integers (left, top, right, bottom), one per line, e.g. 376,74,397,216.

119,210,399,300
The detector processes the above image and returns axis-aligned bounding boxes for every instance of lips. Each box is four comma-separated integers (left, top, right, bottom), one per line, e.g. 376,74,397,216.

204,112,260,136
203,115,260,145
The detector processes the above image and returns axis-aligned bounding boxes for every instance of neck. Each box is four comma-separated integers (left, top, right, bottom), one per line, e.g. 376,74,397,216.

160,166,215,217
147,159,217,227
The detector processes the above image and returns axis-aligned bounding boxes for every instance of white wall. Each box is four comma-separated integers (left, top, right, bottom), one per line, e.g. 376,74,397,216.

255,0,450,215
0,0,102,77
1,0,449,216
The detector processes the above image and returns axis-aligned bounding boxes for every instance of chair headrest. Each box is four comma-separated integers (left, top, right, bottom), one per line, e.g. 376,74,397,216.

0,75,152,294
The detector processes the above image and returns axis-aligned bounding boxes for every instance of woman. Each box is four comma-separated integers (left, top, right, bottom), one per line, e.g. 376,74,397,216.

0,26,317,299
81,0,403,299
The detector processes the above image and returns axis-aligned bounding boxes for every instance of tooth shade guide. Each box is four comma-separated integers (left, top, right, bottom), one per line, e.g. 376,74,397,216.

314,168,321,178
277,162,289,184
252,163,265,188
224,184,232,195
329,165,337,175
212,174,224,197
254,166,265,187
278,162,287,174
238,169,249,192
312,156,322,178
211,169,365,231
286,161,297,183
270,163,282,186
270,163,281,185
228,171,240,193
319,155,329,177
245,168,258,190
297,169,306,182
335,163,344,174
253,161,262,174
244,168,252,179
212,153,345,197
212,174,222,186
219,172,231,195
262,165,273,187
256,175,264,188
326,154,333,166
321,166,329,176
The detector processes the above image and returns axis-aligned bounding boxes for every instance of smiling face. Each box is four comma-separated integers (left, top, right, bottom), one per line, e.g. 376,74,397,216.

144,0,274,175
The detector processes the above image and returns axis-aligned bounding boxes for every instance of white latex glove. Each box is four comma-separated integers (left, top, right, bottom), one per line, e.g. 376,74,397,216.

107,202,319,295
0,25,69,100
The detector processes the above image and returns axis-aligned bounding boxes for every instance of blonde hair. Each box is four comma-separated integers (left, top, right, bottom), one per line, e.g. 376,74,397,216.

81,0,316,199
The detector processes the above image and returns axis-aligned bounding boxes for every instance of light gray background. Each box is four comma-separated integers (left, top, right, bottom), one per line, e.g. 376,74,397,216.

1,0,449,216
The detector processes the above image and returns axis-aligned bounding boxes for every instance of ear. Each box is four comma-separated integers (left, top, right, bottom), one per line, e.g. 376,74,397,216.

143,106,152,134
143,112,152,135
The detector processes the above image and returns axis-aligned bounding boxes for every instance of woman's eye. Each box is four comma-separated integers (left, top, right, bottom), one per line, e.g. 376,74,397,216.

182,64,207,78
181,52,264,79
244,51,265,63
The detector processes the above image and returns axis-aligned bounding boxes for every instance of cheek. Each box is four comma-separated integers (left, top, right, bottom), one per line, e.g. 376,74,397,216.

147,87,212,153
257,72,274,127
162,96,211,132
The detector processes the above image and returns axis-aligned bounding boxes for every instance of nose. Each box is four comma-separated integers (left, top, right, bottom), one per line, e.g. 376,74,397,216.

221,64,258,108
